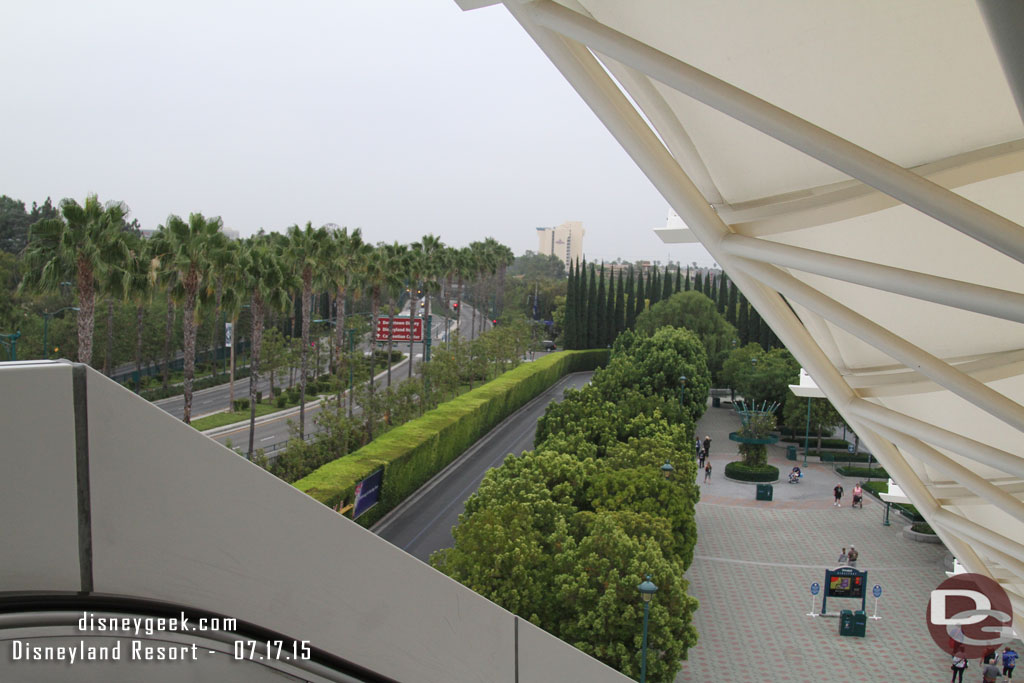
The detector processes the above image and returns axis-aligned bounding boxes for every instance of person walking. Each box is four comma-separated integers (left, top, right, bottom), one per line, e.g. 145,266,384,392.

983,653,1002,682
704,461,712,484
1004,647,1018,679
950,648,967,683
833,483,844,507
698,450,706,470
703,435,712,458
837,547,848,565
847,545,859,567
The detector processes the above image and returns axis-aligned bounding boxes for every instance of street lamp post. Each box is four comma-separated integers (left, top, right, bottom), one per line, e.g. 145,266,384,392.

0,331,21,361
42,307,80,359
660,462,674,479
679,375,687,407
803,396,812,467
638,575,658,683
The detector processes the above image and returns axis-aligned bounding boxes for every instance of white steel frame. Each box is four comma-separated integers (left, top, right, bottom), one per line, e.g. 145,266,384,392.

492,0,1024,617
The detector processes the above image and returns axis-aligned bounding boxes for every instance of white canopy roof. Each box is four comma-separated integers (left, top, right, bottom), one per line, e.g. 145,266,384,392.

462,0,1024,620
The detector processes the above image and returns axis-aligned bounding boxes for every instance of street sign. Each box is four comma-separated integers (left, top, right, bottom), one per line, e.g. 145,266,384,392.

375,317,424,342
872,584,882,598
352,469,384,519
811,582,820,595
224,322,233,348
848,443,855,453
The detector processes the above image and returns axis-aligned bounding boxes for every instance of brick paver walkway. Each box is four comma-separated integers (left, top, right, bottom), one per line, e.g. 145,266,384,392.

673,400,1004,682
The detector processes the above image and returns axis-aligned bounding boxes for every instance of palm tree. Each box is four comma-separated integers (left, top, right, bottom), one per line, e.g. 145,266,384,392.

453,246,473,337
381,242,409,389
151,213,227,424
414,234,445,365
321,227,370,411
19,194,130,366
284,222,330,439
121,234,157,393
240,238,294,459
405,247,425,379
213,240,246,411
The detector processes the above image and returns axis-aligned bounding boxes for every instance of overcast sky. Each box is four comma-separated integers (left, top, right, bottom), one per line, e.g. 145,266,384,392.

1,0,717,266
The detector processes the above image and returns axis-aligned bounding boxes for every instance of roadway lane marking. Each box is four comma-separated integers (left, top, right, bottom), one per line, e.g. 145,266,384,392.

261,435,274,441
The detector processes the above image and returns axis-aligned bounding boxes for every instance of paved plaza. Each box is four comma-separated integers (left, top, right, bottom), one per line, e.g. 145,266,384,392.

674,401,988,682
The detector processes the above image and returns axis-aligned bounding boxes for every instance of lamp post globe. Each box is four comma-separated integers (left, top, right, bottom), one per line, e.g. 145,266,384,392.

660,462,674,479
637,575,658,683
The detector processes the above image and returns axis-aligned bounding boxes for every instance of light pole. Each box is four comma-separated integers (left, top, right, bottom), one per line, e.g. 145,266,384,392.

42,307,79,359
804,396,812,468
638,575,658,683
0,331,20,361
660,461,674,479
679,375,687,407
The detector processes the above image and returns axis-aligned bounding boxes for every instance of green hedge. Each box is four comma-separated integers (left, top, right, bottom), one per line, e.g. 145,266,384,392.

294,349,610,527
817,451,874,463
862,480,888,496
780,437,849,449
836,465,888,478
724,461,779,482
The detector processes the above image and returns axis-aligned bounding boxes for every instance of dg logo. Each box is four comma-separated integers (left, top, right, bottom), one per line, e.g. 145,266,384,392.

927,573,1015,658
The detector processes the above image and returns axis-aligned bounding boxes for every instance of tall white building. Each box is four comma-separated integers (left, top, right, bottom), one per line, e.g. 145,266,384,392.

536,220,585,269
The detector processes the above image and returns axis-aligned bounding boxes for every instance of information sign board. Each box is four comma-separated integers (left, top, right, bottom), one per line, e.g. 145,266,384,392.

375,317,424,342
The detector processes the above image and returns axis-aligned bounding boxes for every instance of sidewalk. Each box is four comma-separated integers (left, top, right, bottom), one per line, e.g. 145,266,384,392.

675,400,958,681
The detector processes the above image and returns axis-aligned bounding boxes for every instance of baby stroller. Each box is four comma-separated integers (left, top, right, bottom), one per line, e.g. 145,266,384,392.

788,467,803,484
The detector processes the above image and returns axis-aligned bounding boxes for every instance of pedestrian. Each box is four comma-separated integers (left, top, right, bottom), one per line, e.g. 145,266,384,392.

852,483,863,508
703,435,712,458
695,438,701,459
847,545,859,567
699,450,706,470
950,647,967,683
833,483,844,507
983,653,1002,682
1004,647,1018,679
704,461,712,484
837,547,848,565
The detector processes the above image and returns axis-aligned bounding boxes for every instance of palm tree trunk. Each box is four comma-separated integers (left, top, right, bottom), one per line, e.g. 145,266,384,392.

299,277,311,440
247,297,265,460
182,281,198,425
162,288,174,390
455,274,463,336
228,315,237,411
386,298,395,389
76,258,96,366
408,289,417,379
104,299,115,376
134,303,144,393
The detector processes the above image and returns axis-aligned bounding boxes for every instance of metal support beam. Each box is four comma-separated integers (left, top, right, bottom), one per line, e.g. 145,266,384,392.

522,0,1024,265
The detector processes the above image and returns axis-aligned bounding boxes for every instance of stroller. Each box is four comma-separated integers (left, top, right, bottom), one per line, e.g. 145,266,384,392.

788,467,803,484
852,486,864,508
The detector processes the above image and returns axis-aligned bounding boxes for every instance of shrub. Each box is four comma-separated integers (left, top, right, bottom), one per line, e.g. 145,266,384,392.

911,522,935,534
295,349,610,527
836,465,888,478
256,391,263,404
724,461,779,482
276,395,288,409
818,451,875,463
233,398,249,411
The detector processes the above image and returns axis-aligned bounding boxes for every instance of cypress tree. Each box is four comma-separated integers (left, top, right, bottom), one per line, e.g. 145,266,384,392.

595,263,607,347
577,259,588,348
759,313,772,350
653,268,663,306
727,279,738,326
586,263,598,347
634,268,646,322
749,303,763,349
662,266,673,300
704,271,712,297
684,266,691,291
624,268,637,329
564,259,576,349
613,270,625,336
717,272,727,314
694,269,702,295
674,265,682,294
603,266,615,346
737,294,750,345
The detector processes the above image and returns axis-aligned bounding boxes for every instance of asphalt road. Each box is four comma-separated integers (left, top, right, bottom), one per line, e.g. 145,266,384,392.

372,370,594,563
201,304,500,452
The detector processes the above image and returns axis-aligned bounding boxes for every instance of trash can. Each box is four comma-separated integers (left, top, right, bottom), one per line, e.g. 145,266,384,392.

839,609,855,636
787,445,797,460
852,610,867,637
712,396,721,408
756,483,773,501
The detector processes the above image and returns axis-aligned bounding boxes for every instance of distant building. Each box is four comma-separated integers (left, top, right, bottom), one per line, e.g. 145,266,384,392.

536,221,585,269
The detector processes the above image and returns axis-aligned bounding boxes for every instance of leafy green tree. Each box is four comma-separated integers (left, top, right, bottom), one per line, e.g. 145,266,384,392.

564,259,577,348
633,267,646,323
736,411,777,467
684,266,690,291
613,271,625,337
585,263,598,347
507,251,566,280
724,345,800,410
662,266,673,300
693,269,702,295
634,291,737,382
782,394,842,451
737,294,750,345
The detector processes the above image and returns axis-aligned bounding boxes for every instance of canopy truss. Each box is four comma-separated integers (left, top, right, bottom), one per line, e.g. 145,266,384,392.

460,0,1024,620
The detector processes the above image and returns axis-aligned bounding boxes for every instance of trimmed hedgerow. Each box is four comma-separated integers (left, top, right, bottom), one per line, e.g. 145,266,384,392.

294,349,609,527
836,465,888,478
724,461,779,482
